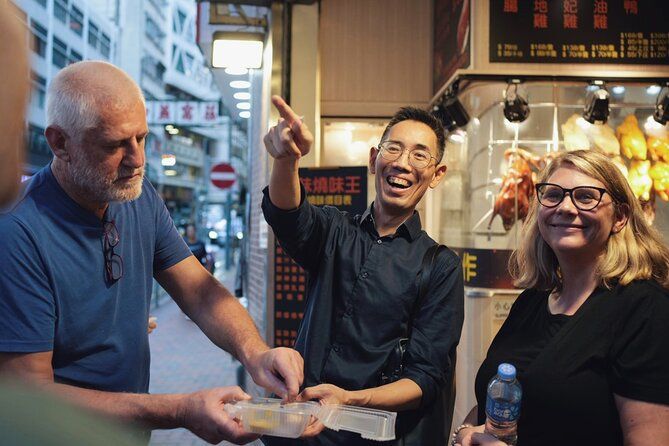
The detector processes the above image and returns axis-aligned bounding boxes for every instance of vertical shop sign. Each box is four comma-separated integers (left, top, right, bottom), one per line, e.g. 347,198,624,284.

273,166,368,348
489,0,669,65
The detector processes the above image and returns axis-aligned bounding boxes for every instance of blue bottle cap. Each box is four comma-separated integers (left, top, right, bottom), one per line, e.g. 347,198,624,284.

498,363,516,380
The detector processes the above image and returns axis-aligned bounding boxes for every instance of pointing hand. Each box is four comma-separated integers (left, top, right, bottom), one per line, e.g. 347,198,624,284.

263,96,313,160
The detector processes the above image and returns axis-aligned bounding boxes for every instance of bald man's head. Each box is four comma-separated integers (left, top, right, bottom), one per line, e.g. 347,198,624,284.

46,61,145,137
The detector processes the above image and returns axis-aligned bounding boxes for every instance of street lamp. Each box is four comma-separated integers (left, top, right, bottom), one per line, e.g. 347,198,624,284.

212,32,264,69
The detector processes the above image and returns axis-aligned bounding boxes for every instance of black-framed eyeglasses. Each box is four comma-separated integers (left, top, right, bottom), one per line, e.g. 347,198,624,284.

103,220,123,282
535,183,609,211
377,141,439,169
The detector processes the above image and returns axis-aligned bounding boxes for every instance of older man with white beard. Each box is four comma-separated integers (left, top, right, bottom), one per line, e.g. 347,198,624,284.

0,61,304,445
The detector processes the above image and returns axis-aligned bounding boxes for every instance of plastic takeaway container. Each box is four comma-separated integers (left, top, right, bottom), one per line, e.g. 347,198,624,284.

224,398,397,441
317,403,397,441
224,398,317,438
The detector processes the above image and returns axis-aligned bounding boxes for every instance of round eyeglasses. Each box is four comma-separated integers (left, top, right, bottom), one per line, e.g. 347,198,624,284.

377,141,438,169
535,183,609,211
103,220,123,282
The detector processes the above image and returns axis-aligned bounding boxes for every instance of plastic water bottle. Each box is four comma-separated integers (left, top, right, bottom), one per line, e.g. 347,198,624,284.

484,363,522,445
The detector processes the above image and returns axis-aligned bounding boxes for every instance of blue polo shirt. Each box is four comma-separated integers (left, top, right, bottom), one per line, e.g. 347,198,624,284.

0,166,191,393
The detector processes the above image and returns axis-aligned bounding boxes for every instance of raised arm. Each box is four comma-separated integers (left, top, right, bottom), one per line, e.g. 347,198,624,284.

264,96,314,210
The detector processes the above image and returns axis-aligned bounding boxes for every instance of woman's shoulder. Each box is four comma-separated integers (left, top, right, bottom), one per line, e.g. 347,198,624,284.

514,287,550,305
606,279,669,322
611,279,669,302
505,287,549,319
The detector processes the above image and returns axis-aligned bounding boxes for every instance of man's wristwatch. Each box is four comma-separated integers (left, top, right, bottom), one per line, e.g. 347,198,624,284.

451,423,474,446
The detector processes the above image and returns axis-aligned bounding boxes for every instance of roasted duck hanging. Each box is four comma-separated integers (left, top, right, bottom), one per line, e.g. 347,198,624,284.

489,148,544,231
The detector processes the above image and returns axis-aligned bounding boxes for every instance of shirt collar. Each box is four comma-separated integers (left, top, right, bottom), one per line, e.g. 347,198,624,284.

358,202,423,241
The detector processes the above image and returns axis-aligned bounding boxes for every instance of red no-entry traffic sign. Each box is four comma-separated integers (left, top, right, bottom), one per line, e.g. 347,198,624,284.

210,163,236,189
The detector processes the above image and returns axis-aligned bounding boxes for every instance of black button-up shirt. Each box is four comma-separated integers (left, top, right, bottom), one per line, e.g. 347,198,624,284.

262,186,464,440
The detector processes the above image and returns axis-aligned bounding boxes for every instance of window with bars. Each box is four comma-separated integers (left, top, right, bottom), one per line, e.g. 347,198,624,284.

28,125,50,155
88,21,111,60
88,21,99,47
141,56,165,83
100,33,111,58
54,0,68,24
147,0,167,18
184,52,194,75
175,52,185,74
27,124,53,166
52,37,68,68
68,49,82,65
69,5,84,36
177,10,186,31
30,72,47,109
145,15,165,49
30,19,48,57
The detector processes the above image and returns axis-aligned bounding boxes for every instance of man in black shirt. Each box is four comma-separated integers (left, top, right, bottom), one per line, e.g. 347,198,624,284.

185,223,213,273
262,96,464,445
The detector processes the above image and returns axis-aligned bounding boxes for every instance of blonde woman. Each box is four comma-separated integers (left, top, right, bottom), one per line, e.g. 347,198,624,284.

454,150,669,446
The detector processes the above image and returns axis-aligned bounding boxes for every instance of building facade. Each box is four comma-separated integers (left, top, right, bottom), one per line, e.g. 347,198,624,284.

12,0,247,245
13,0,117,172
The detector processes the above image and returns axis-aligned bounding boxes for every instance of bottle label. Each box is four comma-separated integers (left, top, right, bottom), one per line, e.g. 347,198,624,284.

485,395,520,423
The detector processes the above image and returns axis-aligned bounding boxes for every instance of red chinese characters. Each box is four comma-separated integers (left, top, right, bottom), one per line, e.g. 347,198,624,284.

159,105,170,120
593,0,608,30
181,103,193,121
204,104,217,121
504,0,518,13
533,0,548,29
624,0,638,15
563,0,578,29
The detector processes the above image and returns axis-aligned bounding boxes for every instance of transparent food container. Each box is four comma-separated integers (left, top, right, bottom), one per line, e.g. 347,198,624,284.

224,398,318,438
224,397,397,441
317,403,396,441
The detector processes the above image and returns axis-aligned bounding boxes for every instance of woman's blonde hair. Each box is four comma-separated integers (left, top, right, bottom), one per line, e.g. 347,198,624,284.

510,149,669,290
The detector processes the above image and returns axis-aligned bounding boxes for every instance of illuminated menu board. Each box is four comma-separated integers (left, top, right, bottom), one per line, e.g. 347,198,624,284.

489,0,669,65
273,166,368,348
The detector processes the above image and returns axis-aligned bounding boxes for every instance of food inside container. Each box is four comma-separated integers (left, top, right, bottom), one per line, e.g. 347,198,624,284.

224,397,397,441
224,398,318,438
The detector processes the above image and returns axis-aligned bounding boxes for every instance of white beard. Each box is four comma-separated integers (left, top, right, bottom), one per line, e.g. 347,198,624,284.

69,155,144,203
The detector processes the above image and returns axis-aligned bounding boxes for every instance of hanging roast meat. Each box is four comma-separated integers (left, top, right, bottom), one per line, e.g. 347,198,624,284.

488,149,537,231
649,161,669,201
628,160,653,202
648,136,669,163
617,115,648,160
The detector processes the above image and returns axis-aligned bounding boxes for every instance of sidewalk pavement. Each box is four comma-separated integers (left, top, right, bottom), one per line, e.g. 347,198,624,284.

148,266,262,446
